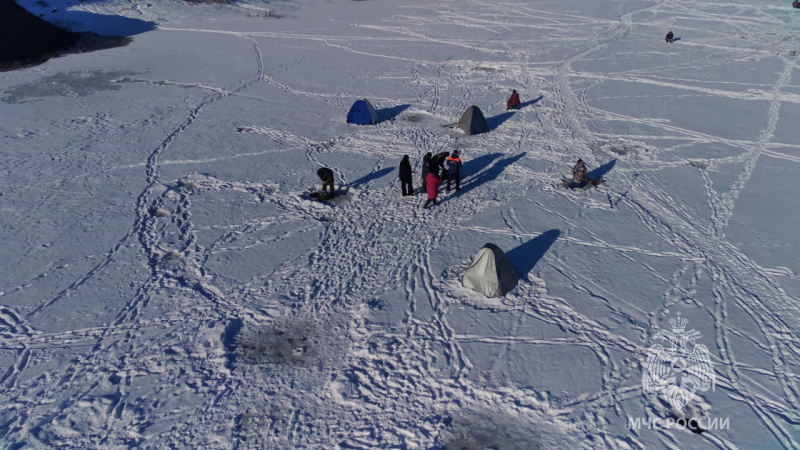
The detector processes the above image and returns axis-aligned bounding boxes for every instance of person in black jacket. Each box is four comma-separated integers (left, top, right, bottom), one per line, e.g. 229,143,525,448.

317,167,334,199
420,152,432,192
429,151,450,181
665,31,674,43
398,155,414,196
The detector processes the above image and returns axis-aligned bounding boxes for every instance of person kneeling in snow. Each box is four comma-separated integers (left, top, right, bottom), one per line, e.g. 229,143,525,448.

665,31,674,43
572,159,589,185
506,90,521,110
317,167,335,199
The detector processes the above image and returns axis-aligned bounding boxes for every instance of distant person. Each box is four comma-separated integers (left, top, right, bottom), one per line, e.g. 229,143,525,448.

506,90,521,110
446,150,462,192
429,151,450,181
317,167,335,199
420,152,432,192
665,31,674,43
572,159,589,185
423,167,442,209
398,155,414,196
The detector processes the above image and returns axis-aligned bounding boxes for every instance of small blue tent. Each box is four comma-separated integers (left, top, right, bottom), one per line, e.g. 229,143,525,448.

346,99,379,125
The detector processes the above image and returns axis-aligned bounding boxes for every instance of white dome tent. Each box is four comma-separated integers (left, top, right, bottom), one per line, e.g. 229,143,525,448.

461,243,519,297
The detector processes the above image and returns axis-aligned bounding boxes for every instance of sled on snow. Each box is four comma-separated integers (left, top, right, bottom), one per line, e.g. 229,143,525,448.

308,191,332,201
560,176,604,190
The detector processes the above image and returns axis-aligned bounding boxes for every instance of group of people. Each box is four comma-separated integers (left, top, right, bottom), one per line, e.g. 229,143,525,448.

404,150,463,209
316,89,529,206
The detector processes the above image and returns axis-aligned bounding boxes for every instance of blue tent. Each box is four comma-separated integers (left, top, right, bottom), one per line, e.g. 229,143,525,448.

346,99,379,125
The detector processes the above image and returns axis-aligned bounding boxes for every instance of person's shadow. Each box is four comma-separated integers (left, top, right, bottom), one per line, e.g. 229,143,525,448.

587,159,616,181
506,229,561,278
377,104,410,122
455,152,527,196
348,167,394,189
518,95,543,109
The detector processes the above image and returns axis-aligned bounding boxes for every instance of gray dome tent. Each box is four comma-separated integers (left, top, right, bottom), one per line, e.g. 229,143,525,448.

457,105,490,135
461,243,519,297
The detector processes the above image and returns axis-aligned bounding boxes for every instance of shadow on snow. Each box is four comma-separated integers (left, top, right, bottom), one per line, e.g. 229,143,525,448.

588,159,616,181
453,152,527,197
377,104,410,122
506,229,560,278
348,167,394,189
56,11,156,36
518,95,543,109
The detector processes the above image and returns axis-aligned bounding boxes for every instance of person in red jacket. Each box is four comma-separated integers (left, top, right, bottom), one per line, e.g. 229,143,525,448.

506,90,521,110
423,168,442,209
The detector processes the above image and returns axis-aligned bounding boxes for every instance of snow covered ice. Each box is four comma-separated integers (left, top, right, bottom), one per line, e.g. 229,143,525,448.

1,0,800,447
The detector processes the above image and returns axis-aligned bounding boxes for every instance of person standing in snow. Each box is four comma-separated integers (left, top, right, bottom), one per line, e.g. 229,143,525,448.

446,150,462,192
317,167,335,199
423,167,442,209
665,31,674,43
572,159,589,185
399,155,414,196
506,90,521,110
420,152,432,193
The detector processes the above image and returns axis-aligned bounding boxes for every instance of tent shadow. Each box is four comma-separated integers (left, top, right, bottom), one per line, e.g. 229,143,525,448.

506,229,560,278
587,159,616,181
377,104,410,122
518,95,543,109
486,111,515,131
348,167,394,189
455,152,526,196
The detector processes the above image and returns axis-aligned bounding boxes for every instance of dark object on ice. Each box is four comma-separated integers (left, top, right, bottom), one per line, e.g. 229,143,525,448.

561,176,604,190
666,31,674,43
1,0,137,71
308,191,329,201
794,0,800,8
457,105,490,135
317,167,335,199
506,90,521,110
0,0,80,68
